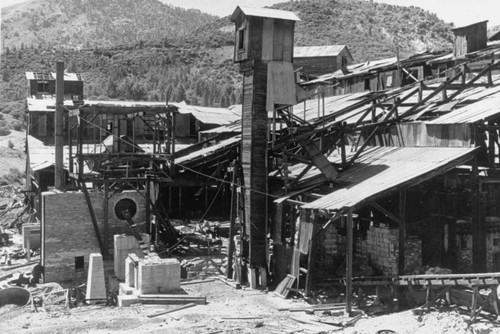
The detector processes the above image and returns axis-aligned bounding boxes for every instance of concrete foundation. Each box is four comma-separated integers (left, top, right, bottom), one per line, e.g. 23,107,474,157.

86,253,107,304
114,234,147,281
22,224,41,251
138,258,180,294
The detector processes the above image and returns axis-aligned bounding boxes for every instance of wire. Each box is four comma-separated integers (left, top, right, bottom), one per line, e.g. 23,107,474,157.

66,108,281,200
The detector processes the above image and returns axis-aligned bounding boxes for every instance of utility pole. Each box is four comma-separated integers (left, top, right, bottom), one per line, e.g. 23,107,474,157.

55,61,65,190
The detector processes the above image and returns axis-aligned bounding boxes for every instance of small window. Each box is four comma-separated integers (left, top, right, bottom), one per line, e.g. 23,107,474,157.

342,56,348,68
37,81,50,94
75,256,84,272
237,28,245,51
494,238,500,247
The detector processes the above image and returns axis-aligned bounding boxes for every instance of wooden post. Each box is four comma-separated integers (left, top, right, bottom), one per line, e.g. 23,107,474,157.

68,112,73,174
227,162,238,279
103,180,109,257
146,179,151,234
305,209,316,296
488,53,494,86
418,81,423,102
471,156,487,272
346,208,354,314
78,114,84,181
461,64,467,85
398,189,406,274
489,121,496,166
55,61,65,190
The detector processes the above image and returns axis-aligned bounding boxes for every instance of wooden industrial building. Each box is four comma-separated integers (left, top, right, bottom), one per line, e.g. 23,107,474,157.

24,6,500,317
293,45,354,76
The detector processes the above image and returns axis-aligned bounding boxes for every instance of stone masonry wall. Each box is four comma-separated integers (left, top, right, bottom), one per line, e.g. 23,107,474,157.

457,231,500,273
359,226,422,276
317,224,346,267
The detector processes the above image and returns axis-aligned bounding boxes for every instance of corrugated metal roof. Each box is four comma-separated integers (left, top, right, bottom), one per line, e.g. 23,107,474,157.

199,120,242,134
294,45,347,58
25,72,82,81
84,100,171,108
175,136,241,165
426,76,500,124
27,97,76,112
299,146,477,211
230,6,300,22
174,102,241,125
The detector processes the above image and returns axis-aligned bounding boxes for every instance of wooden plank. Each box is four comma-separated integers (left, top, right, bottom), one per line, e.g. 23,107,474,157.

299,140,338,180
282,20,294,62
273,20,285,60
371,202,400,225
261,18,274,61
274,274,296,299
138,295,207,305
147,303,196,318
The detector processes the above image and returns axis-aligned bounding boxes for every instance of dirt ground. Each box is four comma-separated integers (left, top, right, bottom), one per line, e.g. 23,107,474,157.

2,276,500,334
2,186,500,334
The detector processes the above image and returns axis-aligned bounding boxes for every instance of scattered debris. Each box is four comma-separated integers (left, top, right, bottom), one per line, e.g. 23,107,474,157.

147,302,197,318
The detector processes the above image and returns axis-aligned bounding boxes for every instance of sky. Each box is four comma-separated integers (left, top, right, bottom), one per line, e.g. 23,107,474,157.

1,0,499,27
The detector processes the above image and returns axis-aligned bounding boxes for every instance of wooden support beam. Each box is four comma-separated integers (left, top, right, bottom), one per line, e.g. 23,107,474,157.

227,162,238,280
399,189,406,275
80,180,105,255
299,140,338,180
371,202,401,225
399,70,463,118
55,61,65,190
472,156,487,273
442,60,500,104
305,209,317,296
346,209,354,314
103,180,109,257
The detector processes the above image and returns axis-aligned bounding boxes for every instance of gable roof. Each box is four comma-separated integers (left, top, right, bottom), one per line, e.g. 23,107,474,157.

490,31,500,42
294,45,353,60
452,20,488,33
230,6,300,22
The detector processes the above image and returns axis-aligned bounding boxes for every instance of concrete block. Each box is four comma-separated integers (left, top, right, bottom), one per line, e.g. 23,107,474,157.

22,224,41,251
86,253,107,304
114,234,144,281
125,255,138,288
138,258,180,294
118,293,140,307
119,282,135,295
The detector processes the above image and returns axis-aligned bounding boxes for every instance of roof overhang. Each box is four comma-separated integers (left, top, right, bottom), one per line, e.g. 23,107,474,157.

291,146,478,212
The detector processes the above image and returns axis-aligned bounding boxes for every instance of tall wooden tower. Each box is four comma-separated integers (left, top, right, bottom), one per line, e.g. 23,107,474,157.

230,6,299,287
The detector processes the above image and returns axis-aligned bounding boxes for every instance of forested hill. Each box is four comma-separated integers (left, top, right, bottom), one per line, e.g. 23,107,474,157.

1,0,216,51
1,0,459,135
188,0,454,62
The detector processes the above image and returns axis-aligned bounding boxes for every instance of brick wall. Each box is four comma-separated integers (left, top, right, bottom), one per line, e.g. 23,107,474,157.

42,190,146,283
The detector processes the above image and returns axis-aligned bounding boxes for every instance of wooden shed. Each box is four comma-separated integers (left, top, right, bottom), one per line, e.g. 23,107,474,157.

452,21,488,58
230,6,299,63
293,45,354,76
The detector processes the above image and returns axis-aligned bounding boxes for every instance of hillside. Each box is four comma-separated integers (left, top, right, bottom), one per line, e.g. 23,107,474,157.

190,0,454,62
0,0,458,137
1,0,216,51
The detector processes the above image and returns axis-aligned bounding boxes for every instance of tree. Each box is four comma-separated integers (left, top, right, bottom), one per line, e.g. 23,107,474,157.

171,85,186,103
